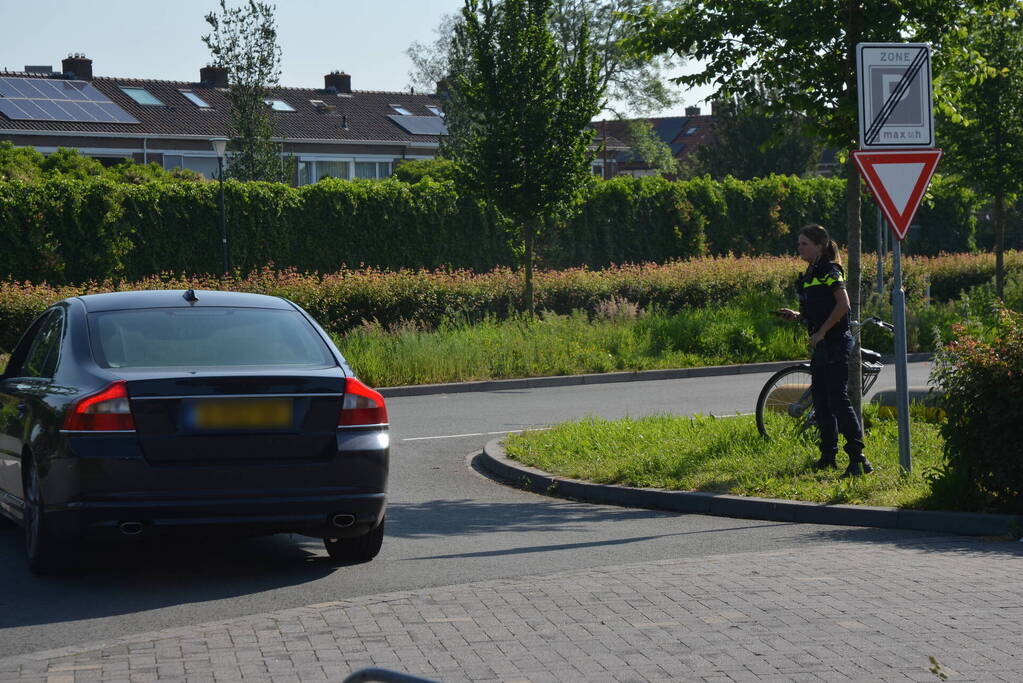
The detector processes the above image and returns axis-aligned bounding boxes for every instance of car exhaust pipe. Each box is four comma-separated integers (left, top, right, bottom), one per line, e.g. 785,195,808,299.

119,521,144,536
331,514,356,528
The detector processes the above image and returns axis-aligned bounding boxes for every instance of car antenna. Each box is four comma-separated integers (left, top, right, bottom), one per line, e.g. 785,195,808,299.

183,288,199,304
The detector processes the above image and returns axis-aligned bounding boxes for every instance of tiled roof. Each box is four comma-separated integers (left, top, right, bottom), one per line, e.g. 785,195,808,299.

0,72,447,143
590,115,718,163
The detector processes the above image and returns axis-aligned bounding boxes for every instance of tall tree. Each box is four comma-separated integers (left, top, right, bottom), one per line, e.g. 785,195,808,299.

939,0,1023,298
686,98,822,180
408,1,678,116
455,0,603,314
203,0,288,183
624,0,969,416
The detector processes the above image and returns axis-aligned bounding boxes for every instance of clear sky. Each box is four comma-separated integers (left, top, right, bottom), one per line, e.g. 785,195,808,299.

0,0,712,118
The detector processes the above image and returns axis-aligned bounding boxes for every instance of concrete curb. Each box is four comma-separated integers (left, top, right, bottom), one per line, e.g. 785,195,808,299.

478,438,1022,538
379,352,935,397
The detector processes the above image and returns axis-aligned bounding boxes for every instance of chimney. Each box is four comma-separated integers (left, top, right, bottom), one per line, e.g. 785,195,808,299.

200,65,229,88
61,53,93,81
436,78,450,100
324,71,351,94
685,106,701,116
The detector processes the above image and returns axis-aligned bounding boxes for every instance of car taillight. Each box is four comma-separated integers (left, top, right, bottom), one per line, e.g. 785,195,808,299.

63,380,136,431
339,377,388,427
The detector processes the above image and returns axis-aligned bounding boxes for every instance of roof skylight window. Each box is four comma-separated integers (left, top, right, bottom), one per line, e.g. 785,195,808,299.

120,87,164,106
180,90,211,108
426,105,444,117
390,104,413,115
685,127,698,135
265,99,295,112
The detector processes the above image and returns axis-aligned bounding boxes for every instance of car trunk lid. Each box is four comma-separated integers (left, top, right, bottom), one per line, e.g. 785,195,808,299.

124,371,345,464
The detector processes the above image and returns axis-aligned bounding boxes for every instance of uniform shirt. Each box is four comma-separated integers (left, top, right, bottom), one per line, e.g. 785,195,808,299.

797,259,849,340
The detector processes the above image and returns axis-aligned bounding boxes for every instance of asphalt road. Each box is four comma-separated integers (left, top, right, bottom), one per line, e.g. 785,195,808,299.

0,362,936,658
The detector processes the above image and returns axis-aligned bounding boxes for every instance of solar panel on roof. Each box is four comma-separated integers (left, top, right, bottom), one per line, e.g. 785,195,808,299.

0,76,139,124
0,99,28,119
387,115,448,136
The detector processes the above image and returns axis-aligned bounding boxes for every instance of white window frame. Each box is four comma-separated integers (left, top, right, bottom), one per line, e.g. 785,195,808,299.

390,104,413,115
296,155,396,185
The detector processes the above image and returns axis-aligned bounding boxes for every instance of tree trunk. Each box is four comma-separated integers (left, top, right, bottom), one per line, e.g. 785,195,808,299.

845,0,863,421
994,192,1006,299
846,157,863,420
524,219,535,317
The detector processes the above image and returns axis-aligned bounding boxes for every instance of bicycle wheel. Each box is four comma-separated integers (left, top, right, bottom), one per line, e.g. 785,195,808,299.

756,364,816,439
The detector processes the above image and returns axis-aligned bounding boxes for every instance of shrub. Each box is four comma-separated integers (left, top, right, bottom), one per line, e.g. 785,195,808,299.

930,307,1023,512
392,158,460,183
1,252,1018,356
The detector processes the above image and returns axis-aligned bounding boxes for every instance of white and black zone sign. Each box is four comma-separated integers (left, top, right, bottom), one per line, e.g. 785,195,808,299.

857,44,934,149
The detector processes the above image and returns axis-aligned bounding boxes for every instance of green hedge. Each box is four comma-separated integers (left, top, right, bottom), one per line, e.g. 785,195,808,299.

0,174,983,284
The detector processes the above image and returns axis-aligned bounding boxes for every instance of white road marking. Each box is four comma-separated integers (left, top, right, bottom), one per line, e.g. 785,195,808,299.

403,428,547,442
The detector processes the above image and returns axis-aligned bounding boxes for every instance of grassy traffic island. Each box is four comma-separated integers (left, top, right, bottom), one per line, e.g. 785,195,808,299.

502,408,956,511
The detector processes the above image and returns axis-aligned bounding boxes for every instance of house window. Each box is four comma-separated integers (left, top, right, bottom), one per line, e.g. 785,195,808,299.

180,90,211,108
426,105,444,117
354,161,392,179
120,87,164,106
265,99,295,112
297,160,352,185
685,127,698,136
162,155,220,180
315,160,350,181
390,104,413,115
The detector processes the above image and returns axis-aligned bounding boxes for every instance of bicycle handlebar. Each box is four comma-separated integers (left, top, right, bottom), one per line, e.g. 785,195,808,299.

853,316,894,333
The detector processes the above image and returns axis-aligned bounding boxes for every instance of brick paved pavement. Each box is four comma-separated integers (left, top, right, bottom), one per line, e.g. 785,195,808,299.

1,536,1020,682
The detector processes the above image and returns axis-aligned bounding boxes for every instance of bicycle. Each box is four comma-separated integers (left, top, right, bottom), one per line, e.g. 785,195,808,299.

755,316,894,439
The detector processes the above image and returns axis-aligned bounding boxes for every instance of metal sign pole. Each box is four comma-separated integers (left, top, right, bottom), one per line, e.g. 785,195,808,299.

876,206,884,294
891,237,912,472
855,42,937,476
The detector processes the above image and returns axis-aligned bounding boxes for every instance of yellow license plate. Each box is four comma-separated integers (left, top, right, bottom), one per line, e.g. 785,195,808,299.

191,398,293,429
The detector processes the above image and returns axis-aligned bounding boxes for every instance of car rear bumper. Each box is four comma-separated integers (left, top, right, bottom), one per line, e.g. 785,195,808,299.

47,491,386,539
40,431,389,540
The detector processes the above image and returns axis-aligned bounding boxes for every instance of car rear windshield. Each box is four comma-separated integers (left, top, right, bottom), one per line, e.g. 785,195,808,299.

89,307,336,369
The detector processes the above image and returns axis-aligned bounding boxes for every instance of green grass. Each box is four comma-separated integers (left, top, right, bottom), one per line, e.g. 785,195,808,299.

503,407,953,510
339,296,808,387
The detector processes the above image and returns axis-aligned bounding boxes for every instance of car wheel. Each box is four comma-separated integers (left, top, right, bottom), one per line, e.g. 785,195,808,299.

24,458,70,574
324,516,384,563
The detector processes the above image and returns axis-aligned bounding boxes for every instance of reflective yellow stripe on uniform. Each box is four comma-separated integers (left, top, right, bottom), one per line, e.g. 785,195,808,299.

803,274,844,288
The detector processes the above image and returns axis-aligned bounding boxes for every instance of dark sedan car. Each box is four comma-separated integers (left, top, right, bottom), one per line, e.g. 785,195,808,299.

0,289,388,573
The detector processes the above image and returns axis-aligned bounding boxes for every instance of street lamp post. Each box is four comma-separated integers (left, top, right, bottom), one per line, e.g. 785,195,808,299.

210,137,230,275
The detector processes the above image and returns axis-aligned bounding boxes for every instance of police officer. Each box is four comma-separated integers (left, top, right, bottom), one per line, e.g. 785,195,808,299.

777,224,872,477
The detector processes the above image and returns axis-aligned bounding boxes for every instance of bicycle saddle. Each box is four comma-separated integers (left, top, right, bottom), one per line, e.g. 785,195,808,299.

861,348,882,365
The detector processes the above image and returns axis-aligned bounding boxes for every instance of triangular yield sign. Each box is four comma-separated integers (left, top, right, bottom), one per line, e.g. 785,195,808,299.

851,149,942,240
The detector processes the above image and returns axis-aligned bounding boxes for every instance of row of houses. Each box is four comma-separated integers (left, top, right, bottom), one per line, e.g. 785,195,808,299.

0,54,716,184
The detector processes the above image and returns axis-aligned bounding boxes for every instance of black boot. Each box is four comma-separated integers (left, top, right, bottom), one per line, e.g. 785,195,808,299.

840,456,873,478
813,455,838,471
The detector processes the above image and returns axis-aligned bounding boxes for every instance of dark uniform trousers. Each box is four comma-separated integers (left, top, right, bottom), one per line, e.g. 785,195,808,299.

810,332,865,459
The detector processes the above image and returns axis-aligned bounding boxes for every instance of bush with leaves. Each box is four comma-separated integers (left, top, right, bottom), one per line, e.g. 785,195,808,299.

392,158,460,183
931,307,1023,513
0,141,44,183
